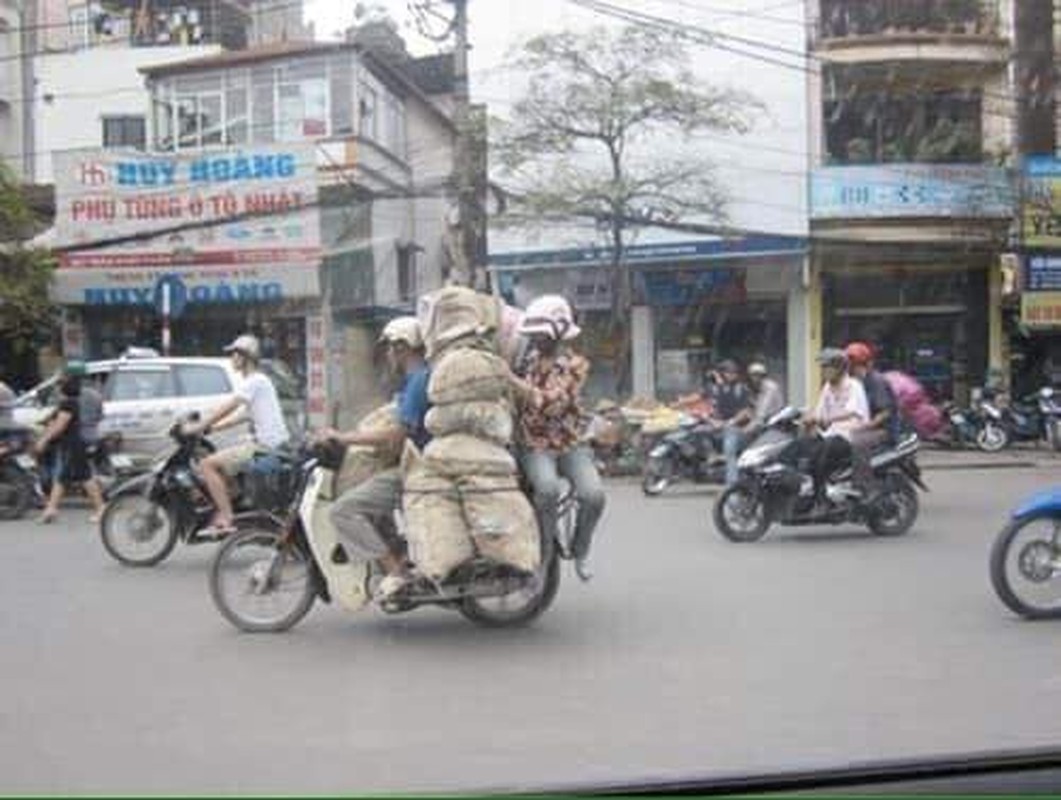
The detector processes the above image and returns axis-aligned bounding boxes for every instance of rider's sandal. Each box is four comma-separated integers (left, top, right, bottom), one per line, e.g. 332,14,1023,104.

200,523,237,540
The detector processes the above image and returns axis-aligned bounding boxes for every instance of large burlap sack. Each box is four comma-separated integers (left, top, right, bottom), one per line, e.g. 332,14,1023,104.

425,400,513,444
422,433,517,477
460,474,541,573
418,286,501,360
428,348,511,405
402,462,475,581
333,403,402,496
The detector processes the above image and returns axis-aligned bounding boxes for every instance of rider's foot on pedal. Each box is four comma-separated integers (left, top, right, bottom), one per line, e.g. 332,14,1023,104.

575,556,594,583
375,573,409,601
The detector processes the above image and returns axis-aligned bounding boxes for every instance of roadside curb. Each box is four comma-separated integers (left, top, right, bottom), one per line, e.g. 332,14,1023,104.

920,461,1041,472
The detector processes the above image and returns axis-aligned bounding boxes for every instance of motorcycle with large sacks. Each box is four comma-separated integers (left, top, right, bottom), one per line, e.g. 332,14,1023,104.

712,407,927,542
208,439,573,632
99,413,294,566
989,487,1061,619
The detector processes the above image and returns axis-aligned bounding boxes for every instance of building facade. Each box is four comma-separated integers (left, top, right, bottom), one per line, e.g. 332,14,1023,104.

807,0,1017,403
50,40,458,428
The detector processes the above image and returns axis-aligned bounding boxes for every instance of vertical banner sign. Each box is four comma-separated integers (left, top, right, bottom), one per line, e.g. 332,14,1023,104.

306,315,327,428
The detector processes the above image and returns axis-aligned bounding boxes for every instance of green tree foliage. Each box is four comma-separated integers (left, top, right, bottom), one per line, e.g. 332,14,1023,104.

0,164,56,353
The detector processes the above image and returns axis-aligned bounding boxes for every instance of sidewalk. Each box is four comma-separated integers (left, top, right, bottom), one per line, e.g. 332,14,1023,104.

918,444,1060,471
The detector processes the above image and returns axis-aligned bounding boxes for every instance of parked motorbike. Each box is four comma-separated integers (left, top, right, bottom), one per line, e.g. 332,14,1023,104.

0,424,41,520
641,415,727,495
712,407,927,543
936,401,985,449
208,441,575,633
990,487,1061,619
980,387,1061,453
99,414,293,567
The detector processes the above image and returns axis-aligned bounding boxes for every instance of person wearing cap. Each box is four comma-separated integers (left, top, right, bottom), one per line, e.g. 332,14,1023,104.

185,334,290,536
803,348,870,507
34,368,106,524
506,295,605,582
845,341,899,498
706,359,753,486
718,360,787,485
320,316,430,601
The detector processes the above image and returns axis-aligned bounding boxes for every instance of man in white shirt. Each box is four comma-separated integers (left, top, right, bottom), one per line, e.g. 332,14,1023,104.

806,348,870,505
186,334,290,536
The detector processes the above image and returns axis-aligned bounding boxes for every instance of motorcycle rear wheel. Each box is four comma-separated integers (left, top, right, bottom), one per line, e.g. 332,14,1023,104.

210,527,317,633
990,514,1061,619
867,475,919,537
713,484,770,543
100,492,179,567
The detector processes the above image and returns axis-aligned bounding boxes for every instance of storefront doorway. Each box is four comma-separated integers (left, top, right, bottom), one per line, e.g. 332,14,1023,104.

823,267,988,403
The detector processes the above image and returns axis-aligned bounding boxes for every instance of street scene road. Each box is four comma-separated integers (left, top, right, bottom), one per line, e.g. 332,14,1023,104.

2,462,1059,794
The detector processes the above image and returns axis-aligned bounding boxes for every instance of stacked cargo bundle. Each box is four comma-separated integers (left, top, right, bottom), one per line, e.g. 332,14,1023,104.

402,287,541,581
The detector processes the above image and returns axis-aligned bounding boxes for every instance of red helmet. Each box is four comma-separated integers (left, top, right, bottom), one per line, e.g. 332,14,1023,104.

845,341,874,366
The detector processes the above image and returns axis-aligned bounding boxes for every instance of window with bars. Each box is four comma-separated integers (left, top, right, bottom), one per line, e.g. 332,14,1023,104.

101,116,146,150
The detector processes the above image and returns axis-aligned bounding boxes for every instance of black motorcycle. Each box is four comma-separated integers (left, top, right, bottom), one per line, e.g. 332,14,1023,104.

712,407,927,543
99,414,298,567
0,424,41,520
641,415,728,495
982,387,1061,452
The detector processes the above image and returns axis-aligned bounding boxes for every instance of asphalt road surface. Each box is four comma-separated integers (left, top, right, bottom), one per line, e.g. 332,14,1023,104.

1,467,1059,794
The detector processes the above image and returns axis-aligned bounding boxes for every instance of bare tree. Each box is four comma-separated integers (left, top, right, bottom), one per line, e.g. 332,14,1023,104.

493,24,762,393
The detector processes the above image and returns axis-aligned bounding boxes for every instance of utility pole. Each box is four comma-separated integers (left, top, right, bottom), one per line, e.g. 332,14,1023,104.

449,0,485,289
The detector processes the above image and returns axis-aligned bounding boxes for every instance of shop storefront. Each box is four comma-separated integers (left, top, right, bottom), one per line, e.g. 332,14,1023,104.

822,262,990,402
490,237,808,402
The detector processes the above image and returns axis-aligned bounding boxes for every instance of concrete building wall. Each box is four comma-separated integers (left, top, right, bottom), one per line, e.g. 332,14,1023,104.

0,0,25,179
31,45,219,183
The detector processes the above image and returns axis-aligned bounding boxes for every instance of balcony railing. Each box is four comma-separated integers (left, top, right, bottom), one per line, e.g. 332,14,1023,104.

817,0,1001,42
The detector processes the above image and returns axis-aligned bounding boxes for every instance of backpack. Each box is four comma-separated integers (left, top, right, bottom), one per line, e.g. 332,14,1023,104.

882,371,943,439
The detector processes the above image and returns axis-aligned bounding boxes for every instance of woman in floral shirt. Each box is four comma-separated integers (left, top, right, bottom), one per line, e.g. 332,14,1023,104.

509,295,606,582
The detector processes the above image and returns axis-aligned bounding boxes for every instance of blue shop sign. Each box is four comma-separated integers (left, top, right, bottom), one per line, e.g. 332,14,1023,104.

811,164,1014,219
84,280,284,307
115,152,299,187
638,269,743,306
1025,254,1061,292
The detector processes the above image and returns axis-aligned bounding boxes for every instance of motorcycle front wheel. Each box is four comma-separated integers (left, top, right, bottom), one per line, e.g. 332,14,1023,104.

641,457,673,496
210,527,317,633
977,422,1010,453
990,513,1061,619
713,483,770,542
100,492,179,567
0,468,34,521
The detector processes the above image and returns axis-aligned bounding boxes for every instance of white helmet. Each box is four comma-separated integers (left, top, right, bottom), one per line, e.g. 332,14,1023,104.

518,295,581,341
223,334,261,361
379,316,423,349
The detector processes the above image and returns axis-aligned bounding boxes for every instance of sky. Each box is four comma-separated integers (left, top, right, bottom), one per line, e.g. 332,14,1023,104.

303,0,809,250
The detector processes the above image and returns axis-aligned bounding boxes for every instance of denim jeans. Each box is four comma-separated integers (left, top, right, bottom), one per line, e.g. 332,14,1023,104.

520,446,606,560
723,425,745,486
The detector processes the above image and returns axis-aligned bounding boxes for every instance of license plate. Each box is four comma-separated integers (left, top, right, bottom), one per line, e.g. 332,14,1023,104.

649,445,668,458
14,454,35,469
110,454,134,470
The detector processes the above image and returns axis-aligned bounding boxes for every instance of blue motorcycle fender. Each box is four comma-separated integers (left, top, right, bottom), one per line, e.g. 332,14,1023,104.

1012,488,1061,520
